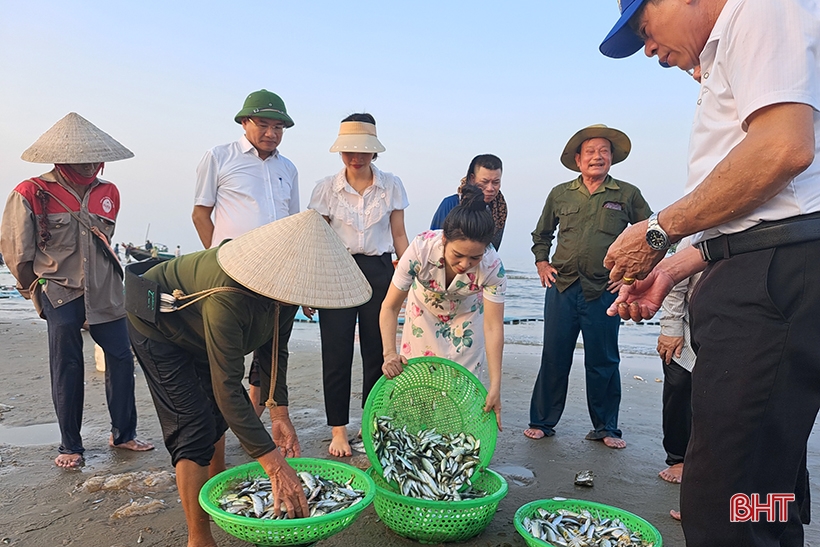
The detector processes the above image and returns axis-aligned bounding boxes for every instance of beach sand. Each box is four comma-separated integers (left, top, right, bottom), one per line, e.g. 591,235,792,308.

1,306,819,546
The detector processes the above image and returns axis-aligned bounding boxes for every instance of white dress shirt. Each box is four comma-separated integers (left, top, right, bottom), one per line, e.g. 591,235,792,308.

687,0,820,243
308,165,409,255
194,135,299,247
659,238,700,372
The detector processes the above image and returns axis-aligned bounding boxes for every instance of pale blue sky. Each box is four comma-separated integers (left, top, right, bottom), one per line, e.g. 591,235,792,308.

0,1,698,270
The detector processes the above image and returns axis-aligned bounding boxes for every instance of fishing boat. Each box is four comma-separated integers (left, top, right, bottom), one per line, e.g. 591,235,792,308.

124,242,175,262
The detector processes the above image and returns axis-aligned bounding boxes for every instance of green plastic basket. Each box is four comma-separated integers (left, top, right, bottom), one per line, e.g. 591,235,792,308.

199,458,375,546
513,498,663,547
362,356,498,486
369,467,507,544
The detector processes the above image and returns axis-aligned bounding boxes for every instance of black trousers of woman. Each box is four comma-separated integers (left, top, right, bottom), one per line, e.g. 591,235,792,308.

319,253,393,427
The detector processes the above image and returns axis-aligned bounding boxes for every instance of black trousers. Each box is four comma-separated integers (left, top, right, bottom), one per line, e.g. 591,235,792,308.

662,359,692,467
319,253,393,427
248,304,298,407
681,241,820,547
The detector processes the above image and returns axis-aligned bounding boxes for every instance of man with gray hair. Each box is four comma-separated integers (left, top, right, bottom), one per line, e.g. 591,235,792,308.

600,0,820,544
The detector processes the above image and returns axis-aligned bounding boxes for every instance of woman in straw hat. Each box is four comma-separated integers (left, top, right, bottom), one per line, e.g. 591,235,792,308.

380,185,506,429
307,113,410,457
0,112,154,469
127,211,372,547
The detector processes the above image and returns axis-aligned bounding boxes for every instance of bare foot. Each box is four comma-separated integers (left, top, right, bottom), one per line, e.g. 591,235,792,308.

602,436,627,449
659,463,684,484
109,436,155,451
670,510,681,521
55,453,84,468
523,428,546,440
329,426,352,457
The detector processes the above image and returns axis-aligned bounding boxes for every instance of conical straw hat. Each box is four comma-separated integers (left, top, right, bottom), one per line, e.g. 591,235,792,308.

21,112,134,164
217,210,373,308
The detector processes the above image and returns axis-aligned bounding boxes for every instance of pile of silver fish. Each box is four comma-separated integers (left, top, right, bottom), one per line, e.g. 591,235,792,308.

372,415,486,501
522,507,654,547
218,471,365,519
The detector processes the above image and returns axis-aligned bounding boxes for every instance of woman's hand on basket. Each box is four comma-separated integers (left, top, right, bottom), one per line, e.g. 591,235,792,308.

484,387,502,431
258,449,309,518
382,353,407,379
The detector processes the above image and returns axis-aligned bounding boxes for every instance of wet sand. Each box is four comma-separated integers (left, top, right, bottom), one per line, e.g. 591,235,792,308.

1,304,819,546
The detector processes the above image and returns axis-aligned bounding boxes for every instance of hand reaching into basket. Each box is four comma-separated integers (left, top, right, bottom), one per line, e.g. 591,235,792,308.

484,386,502,431
258,449,309,518
382,352,408,379
270,405,302,458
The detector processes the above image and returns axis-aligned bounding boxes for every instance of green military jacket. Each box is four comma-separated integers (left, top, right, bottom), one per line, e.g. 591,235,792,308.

128,247,280,459
532,175,652,301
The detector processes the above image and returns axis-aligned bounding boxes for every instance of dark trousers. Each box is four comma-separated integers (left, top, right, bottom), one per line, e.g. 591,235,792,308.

248,304,298,407
128,324,227,467
319,253,392,427
41,295,137,455
529,281,622,439
662,359,692,467
682,241,820,546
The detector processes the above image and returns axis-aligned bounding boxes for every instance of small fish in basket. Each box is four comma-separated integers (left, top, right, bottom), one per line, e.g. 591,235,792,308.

522,507,655,547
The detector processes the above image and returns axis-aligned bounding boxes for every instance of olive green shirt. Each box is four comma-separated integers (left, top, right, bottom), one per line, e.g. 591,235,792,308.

532,175,652,301
128,247,280,459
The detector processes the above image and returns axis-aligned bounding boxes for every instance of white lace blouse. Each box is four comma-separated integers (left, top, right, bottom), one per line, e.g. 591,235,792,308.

308,165,409,255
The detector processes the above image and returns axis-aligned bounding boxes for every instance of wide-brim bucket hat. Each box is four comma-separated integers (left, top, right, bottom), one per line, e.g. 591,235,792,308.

234,89,294,127
329,121,385,154
560,124,632,172
21,112,134,164
217,210,372,309
599,0,648,59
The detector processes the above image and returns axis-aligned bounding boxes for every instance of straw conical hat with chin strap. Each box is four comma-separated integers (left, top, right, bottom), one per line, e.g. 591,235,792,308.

21,112,134,164
217,209,372,309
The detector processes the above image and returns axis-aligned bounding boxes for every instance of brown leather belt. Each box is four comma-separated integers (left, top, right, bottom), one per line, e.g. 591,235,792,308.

697,211,820,262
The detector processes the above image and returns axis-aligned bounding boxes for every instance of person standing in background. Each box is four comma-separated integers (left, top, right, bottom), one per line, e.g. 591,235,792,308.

191,89,301,457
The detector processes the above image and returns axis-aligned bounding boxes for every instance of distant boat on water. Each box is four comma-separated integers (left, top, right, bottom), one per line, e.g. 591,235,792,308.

124,242,175,262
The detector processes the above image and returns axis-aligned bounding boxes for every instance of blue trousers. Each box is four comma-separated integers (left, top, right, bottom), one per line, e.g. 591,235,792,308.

41,295,138,455
528,281,622,439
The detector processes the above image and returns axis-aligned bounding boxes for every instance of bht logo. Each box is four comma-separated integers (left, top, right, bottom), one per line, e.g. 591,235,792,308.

730,493,795,522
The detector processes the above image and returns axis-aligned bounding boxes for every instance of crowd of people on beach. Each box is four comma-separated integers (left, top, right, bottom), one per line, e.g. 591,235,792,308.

1,0,819,546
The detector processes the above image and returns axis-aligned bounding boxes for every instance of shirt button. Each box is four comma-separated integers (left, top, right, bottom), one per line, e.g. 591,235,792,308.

697,99,702,105
55,224,61,228
704,72,709,79
84,258,88,262
81,230,87,235
57,299,63,304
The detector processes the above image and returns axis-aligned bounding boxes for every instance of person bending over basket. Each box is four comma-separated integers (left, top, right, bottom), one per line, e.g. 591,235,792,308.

380,185,505,430
126,211,372,547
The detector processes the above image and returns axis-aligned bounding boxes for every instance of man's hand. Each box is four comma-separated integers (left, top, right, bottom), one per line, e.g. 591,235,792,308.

483,386,502,431
301,306,315,320
657,335,684,365
382,353,407,379
603,220,666,283
257,449,309,518
270,406,301,458
607,268,677,322
536,261,558,288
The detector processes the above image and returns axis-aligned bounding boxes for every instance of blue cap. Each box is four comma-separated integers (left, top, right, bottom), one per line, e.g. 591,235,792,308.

599,0,649,59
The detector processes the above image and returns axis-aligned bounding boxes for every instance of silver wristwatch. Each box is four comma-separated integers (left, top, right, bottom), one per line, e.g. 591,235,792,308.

645,213,671,251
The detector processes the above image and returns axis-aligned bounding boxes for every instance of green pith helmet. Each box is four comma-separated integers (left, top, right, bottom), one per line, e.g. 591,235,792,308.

234,89,294,127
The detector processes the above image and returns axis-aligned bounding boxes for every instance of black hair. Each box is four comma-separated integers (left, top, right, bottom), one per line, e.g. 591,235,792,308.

465,154,502,182
442,185,495,246
341,112,378,160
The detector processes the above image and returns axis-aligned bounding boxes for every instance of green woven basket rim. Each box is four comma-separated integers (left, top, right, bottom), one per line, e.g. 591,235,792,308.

367,467,508,509
362,356,498,483
198,458,375,530
513,498,663,546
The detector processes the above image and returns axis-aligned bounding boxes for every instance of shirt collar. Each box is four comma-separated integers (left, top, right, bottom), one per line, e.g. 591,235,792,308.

239,134,279,159
568,174,618,192
331,164,385,193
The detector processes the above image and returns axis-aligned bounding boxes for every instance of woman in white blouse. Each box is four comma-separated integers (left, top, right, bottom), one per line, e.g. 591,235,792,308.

308,113,409,457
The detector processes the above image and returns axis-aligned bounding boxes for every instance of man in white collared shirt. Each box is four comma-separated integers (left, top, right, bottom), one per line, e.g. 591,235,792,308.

192,89,302,459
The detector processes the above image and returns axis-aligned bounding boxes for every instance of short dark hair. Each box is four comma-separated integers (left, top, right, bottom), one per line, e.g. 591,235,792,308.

341,113,378,159
466,154,502,182
442,185,495,246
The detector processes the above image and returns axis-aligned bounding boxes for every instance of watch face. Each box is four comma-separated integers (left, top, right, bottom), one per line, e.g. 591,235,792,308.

646,230,668,250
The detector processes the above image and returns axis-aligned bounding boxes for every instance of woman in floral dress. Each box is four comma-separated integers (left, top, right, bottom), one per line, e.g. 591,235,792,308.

380,185,505,428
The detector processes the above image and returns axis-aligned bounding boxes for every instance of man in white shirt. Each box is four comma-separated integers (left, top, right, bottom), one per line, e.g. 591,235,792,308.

600,0,819,545
192,89,301,458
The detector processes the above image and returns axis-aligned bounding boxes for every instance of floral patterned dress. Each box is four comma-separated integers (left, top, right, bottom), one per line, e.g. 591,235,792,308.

392,231,506,379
